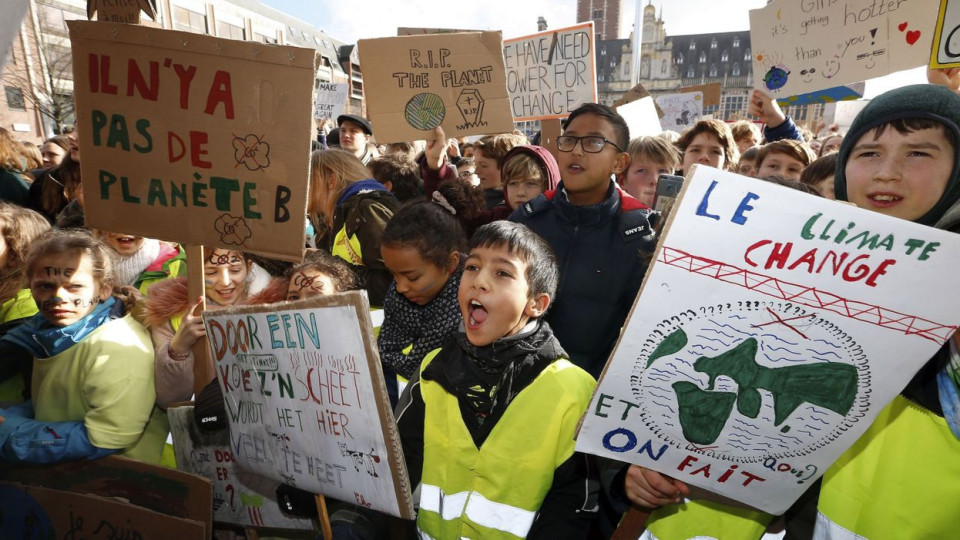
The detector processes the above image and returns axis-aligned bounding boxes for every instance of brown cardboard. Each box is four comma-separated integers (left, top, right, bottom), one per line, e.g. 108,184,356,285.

358,32,514,143
87,0,157,24
540,118,563,163
0,455,213,537
612,82,664,117
0,482,205,539
677,82,722,107
68,21,315,261
503,22,597,121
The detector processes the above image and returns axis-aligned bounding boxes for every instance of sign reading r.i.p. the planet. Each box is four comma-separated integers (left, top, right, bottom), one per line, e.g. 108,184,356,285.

576,166,960,514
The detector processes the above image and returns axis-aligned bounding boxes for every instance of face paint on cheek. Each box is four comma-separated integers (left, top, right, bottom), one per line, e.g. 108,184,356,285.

292,273,324,293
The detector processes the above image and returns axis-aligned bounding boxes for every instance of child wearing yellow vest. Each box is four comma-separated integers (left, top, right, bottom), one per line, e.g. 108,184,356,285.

0,229,164,464
396,221,598,539
0,203,50,403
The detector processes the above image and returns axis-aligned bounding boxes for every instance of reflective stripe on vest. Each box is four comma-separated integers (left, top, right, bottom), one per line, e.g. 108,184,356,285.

416,348,595,539
816,395,960,539
812,511,867,540
332,225,363,265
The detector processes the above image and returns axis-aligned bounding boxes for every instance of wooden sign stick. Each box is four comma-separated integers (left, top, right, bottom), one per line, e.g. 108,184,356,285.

314,495,334,539
186,245,212,396
611,507,650,540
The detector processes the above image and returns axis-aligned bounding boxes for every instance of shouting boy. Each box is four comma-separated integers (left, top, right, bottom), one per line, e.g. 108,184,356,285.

396,221,597,539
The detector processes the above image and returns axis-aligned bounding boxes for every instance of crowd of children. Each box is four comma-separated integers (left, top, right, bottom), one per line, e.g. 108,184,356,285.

0,63,958,539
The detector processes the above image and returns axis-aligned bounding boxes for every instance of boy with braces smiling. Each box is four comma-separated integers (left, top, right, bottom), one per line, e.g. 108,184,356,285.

396,221,597,539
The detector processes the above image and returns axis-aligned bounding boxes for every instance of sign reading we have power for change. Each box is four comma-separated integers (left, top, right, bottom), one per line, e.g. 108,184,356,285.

69,21,315,260
203,292,415,519
750,0,938,97
576,166,960,514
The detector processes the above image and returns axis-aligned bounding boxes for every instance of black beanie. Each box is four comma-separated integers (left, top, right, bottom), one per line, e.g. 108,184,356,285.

834,84,960,226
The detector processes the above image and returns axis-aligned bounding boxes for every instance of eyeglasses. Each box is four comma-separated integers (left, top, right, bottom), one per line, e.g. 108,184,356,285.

556,135,624,153
458,170,476,179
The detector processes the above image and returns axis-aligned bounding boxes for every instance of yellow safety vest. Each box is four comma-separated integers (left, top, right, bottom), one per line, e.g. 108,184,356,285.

643,499,770,540
816,395,960,539
332,225,364,266
417,348,595,539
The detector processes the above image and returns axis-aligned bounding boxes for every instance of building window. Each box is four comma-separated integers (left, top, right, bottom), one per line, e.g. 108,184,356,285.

732,63,741,76
687,66,695,78
745,48,752,61
699,52,706,63
601,48,607,56
733,37,741,48
689,41,696,50
677,55,683,64
593,9,604,18
721,50,729,62
217,21,245,40
709,64,718,77
39,5,84,35
661,60,667,74
5,86,26,111
253,32,277,44
598,73,605,82
172,6,207,34
711,39,718,49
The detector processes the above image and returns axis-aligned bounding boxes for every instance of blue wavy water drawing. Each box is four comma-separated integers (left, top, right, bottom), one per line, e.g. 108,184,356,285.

760,333,798,346
730,443,749,451
652,401,677,413
730,315,746,319
696,336,734,347
805,349,843,359
809,415,830,425
799,429,814,437
765,345,802,355
761,353,808,364
690,344,720,353
701,328,737,339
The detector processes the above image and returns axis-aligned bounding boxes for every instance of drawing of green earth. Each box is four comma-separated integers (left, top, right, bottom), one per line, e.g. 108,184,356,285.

634,301,868,462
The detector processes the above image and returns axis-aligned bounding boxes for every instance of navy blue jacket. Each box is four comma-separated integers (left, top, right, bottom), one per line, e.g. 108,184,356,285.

510,182,657,378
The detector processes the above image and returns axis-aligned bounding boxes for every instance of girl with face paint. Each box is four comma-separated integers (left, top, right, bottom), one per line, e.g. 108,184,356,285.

0,230,165,464
378,200,467,406
143,249,263,408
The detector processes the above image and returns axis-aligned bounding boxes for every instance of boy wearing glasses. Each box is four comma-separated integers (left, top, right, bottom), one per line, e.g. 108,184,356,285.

510,103,657,379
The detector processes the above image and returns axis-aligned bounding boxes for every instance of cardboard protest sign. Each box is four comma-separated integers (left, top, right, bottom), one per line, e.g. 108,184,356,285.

503,22,597,121
749,0,938,97
930,0,960,68
656,91,703,131
677,82,722,108
87,0,157,24
576,166,960,514
168,406,316,529
69,21,315,261
0,0,29,73
776,83,865,107
0,483,205,539
358,32,513,143
315,82,349,121
612,82,664,116
617,96,663,137
0,455,213,537
203,292,415,519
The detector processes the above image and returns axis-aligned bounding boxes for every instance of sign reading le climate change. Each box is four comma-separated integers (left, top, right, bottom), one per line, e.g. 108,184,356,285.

69,21,315,260
503,22,597,121
203,292,415,519
576,166,960,514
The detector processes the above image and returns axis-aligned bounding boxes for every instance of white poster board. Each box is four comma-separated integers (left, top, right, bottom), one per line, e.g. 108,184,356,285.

617,97,662,138
931,0,960,68
314,82,349,121
203,292,415,519
656,91,703,131
168,406,315,530
822,99,871,130
503,22,597,121
750,0,938,96
576,166,960,514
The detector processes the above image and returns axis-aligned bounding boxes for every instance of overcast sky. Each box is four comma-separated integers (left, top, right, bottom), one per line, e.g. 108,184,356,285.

259,0,926,98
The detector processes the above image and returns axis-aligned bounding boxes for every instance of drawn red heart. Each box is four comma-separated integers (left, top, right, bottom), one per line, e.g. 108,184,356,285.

907,30,921,45
898,22,908,32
